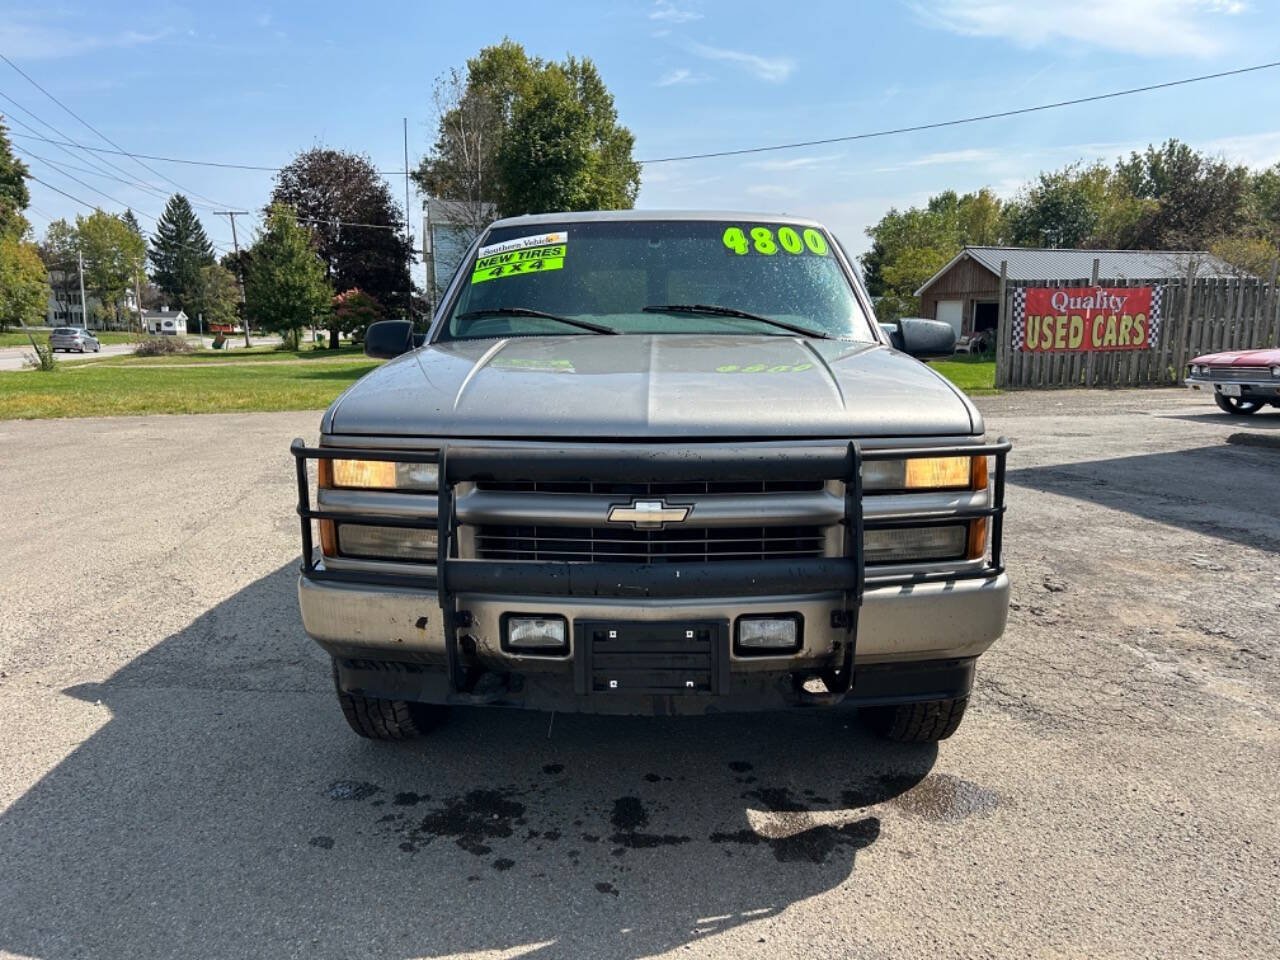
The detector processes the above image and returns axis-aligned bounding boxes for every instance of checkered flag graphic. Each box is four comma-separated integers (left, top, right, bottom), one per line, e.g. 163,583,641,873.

1149,285,1163,348
1009,287,1027,351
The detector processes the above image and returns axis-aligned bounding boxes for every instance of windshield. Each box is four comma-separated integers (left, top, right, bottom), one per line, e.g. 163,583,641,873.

438,219,875,342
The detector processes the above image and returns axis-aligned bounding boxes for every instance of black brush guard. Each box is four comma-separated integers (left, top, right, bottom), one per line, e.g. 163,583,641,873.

291,438,1010,701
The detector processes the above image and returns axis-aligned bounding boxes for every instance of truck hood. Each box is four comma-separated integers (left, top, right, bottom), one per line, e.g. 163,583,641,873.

323,334,979,439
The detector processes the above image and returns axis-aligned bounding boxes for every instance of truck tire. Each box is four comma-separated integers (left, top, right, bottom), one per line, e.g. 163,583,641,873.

863,696,968,742
331,659,447,740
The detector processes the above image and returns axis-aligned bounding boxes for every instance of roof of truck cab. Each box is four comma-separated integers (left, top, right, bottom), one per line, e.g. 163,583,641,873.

488,209,826,229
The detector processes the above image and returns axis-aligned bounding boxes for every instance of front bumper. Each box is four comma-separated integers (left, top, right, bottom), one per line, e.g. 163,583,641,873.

1186,376,1280,400
299,569,1009,666
291,436,1011,712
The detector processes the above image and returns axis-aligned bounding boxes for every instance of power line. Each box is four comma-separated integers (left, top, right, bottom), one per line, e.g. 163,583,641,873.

23,172,232,257
7,59,1280,177
1,90,175,203
0,52,232,209
636,60,1280,164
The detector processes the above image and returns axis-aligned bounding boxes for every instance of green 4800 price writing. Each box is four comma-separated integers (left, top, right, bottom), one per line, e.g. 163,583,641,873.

722,225,829,257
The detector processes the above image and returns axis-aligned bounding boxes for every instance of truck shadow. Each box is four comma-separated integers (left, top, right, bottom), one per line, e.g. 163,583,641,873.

0,563,941,960
1008,443,1280,554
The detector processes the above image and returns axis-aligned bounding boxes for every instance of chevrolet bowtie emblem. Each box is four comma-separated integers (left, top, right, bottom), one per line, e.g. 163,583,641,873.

607,499,692,529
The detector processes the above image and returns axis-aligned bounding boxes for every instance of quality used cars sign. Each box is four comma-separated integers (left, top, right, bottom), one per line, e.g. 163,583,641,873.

1013,286,1162,352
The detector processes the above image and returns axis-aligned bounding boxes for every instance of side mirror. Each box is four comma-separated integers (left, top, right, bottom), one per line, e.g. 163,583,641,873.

364,320,415,359
883,318,956,359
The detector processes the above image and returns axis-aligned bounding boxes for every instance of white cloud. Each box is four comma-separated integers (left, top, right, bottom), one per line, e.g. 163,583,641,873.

745,184,800,199
747,153,844,171
913,0,1247,57
650,1,702,23
0,20,172,59
907,148,1001,167
1201,130,1280,168
656,68,701,86
686,41,795,83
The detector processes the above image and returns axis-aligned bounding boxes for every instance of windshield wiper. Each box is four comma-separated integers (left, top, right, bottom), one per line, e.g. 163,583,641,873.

455,307,618,335
641,304,834,340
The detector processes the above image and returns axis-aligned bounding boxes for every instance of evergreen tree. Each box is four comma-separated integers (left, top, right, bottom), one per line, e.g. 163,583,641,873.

148,194,214,310
121,208,143,239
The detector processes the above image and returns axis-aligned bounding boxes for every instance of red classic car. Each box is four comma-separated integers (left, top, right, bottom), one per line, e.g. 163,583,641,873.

1186,347,1280,415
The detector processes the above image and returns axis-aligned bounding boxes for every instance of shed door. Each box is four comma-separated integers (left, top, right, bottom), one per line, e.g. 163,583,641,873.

935,299,964,337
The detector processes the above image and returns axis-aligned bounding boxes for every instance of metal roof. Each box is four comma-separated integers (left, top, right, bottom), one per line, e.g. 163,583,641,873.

490,209,826,229
915,245,1240,295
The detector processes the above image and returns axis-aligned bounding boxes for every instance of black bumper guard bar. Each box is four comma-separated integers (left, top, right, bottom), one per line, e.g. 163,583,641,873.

291,437,1010,697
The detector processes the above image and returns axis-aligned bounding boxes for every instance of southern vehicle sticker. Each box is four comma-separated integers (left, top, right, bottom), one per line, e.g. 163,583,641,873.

471,232,568,284
722,225,828,257
477,231,568,259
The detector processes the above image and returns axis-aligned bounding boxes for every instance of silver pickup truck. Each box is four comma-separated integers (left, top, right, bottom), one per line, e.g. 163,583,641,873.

290,211,1010,744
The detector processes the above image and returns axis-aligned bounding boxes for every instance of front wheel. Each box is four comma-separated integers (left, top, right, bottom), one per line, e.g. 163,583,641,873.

1214,393,1263,415
331,659,447,741
862,696,968,742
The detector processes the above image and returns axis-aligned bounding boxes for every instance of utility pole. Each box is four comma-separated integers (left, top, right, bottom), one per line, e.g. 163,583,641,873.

134,264,144,336
77,250,88,330
403,117,414,324
216,210,251,347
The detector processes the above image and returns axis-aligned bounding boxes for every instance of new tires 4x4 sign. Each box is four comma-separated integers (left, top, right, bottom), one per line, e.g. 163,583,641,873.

1012,285,1162,352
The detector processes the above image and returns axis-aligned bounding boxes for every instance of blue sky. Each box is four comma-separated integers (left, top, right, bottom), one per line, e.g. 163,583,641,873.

4,0,1279,285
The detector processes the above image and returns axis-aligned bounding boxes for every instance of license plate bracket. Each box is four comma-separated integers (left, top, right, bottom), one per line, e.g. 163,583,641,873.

573,619,730,696
1219,383,1242,397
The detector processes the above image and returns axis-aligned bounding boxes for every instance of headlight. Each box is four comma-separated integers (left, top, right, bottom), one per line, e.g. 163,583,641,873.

862,455,986,491
336,523,437,562
1189,364,1200,376
1271,365,1280,378
864,525,968,563
326,458,438,491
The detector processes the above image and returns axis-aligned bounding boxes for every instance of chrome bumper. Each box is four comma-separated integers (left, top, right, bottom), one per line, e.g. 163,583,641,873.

298,570,1010,668
1186,376,1280,396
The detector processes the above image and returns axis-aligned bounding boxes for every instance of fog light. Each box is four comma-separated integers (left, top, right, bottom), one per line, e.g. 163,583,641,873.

505,615,568,653
736,615,801,654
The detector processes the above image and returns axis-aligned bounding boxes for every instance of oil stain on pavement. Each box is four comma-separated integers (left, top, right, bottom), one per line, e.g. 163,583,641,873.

318,763,998,891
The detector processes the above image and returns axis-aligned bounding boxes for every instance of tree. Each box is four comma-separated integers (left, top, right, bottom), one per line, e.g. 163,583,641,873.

414,41,640,219
245,204,332,348
148,194,214,311
0,119,31,238
332,288,383,341
187,263,240,332
38,218,80,320
1113,139,1249,249
498,56,640,215
0,233,48,333
78,209,144,328
861,189,1010,319
270,148,413,347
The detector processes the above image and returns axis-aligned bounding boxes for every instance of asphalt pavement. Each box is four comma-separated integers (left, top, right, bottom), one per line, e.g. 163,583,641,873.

0,390,1277,959
0,341,135,372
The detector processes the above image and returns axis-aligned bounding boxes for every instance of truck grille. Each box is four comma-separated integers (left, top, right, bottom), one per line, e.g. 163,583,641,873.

474,523,826,563
475,479,824,495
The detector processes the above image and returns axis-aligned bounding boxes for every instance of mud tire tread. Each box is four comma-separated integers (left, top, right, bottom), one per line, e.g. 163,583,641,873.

864,696,968,742
331,659,445,740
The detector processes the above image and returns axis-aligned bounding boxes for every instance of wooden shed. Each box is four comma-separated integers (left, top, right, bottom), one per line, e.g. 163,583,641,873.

915,246,1239,341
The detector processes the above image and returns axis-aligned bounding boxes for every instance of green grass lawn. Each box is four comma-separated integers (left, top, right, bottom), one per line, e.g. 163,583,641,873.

0,329,139,348
930,356,997,395
66,343,370,367
0,354,380,419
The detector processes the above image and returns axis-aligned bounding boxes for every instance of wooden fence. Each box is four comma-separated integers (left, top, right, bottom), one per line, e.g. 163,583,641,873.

995,260,1280,389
